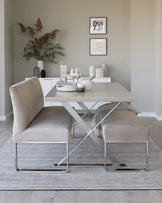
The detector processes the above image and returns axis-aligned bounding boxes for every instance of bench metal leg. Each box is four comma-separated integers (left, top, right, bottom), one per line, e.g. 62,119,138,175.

15,143,69,172
104,141,149,171
104,141,107,169
15,143,18,171
146,141,149,172
66,142,69,172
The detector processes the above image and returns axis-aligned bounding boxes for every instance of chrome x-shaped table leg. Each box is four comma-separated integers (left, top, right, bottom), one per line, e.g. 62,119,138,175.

56,102,121,166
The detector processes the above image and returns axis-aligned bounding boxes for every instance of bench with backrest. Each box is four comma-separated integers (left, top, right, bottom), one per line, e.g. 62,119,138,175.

10,77,72,172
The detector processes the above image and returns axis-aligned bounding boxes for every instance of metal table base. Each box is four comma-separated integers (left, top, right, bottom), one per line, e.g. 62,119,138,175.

56,102,121,166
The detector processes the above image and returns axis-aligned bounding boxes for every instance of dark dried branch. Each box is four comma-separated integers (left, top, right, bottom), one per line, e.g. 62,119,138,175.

18,23,26,32
35,18,43,32
26,26,36,37
38,29,60,46
51,29,60,39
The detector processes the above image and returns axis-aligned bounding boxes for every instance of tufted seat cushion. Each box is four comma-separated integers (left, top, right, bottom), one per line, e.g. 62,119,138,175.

13,106,72,143
100,109,149,142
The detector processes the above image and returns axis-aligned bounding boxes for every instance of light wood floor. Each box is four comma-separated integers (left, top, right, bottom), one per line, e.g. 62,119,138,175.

0,117,162,203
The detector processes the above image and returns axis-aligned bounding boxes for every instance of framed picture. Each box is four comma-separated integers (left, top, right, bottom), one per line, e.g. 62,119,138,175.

89,17,107,34
89,38,107,56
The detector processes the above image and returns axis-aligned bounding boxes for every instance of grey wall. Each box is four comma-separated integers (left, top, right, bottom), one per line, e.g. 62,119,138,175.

130,0,155,112
158,0,162,116
5,0,14,115
130,0,162,116
0,0,5,118
14,0,131,89
1,0,162,119
154,0,162,117
0,0,14,119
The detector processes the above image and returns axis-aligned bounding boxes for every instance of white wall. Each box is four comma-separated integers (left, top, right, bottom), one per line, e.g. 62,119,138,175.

14,0,131,89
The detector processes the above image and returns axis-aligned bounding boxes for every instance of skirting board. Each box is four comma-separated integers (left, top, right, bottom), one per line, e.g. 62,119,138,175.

0,112,13,121
138,112,162,121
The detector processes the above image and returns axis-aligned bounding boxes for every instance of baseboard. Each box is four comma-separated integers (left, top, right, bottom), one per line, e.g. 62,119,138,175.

155,115,162,121
0,111,13,121
138,112,157,118
138,112,162,121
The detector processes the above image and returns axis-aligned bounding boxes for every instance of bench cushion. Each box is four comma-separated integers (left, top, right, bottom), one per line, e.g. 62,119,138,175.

14,106,72,143
100,109,149,142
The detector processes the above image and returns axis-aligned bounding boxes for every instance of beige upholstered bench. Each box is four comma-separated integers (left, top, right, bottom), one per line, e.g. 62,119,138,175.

10,77,72,172
100,109,149,171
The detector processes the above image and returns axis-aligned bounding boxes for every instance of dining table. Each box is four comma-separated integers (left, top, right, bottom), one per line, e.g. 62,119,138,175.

45,82,136,167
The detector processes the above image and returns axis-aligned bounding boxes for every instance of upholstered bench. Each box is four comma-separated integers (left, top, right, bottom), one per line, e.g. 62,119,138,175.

99,109,149,171
10,77,72,172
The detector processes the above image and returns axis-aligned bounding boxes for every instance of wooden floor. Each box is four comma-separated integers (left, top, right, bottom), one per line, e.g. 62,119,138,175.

0,190,162,203
0,117,162,203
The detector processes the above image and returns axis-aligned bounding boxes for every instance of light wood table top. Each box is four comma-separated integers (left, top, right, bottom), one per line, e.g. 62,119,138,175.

45,82,136,103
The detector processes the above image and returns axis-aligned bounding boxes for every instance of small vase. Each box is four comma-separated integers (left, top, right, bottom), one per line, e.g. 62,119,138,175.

40,69,46,78
33,66,39,77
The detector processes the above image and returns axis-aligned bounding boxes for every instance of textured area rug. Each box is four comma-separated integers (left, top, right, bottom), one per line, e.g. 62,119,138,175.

0,135,162,190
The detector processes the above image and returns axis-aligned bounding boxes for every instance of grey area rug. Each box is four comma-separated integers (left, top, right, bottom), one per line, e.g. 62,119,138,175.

0,134,162,190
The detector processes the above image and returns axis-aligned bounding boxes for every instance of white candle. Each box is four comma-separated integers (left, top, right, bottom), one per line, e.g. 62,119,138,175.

60,65,67,79
101,63,107,77
95,68,101,78
70,68,74,75
89,65,95,77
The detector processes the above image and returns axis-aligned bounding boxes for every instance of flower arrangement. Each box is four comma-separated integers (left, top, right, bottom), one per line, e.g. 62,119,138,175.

18,18,64,64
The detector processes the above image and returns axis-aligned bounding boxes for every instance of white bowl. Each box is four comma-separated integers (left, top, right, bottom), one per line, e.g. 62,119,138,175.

79,78,93,90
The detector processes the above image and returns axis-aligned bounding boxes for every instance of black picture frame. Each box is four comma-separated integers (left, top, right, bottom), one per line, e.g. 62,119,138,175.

89,17,107,35
89,38,107,56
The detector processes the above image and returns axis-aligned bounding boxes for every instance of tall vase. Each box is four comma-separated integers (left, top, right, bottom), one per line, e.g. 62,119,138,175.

37,60,46,78
37,60,44,72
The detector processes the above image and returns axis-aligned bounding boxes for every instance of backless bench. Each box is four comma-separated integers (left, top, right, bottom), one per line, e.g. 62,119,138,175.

100,109,149,171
